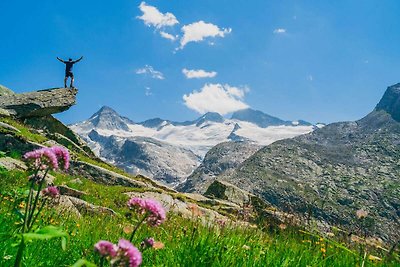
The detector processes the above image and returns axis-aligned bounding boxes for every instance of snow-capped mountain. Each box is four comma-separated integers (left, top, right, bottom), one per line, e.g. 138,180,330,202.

70,106,317,186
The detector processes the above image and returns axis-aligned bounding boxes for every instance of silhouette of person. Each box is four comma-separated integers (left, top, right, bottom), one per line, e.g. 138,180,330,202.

57,56,83,88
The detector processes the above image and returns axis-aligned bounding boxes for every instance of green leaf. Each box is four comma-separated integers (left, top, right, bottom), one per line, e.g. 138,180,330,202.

23,225,68,241
70,259,97,267
61,236,67,251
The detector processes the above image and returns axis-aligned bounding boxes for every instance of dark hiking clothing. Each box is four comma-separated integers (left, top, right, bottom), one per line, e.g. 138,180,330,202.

65,71,74,78
65,61,75,73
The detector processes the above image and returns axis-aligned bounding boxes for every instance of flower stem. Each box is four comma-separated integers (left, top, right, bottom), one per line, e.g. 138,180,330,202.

13,237,25,267
129,214,148,242
26,169,48,228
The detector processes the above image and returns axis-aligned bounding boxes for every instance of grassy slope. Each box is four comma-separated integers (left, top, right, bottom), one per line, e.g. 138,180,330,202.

1,169,397,267
0,117,398,266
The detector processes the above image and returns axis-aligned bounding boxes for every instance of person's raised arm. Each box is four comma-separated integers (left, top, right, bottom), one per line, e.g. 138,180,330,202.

56,57,65,63
73,56,83,63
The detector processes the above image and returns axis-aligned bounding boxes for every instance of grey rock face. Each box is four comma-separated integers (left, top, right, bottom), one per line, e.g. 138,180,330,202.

0,85,15,96
375,83,400,122
231,108,312,127
89,106,131,131
88,131,201,186
177,141,261,193
217,84,400,241
0,88,77,118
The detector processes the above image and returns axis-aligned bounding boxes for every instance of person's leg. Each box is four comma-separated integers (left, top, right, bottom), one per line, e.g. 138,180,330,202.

70,77,74,88
64,77,67,88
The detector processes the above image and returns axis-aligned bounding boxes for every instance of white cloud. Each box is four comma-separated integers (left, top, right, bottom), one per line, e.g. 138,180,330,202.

307,75,313,81
182,68,217,79
180,21,232,49
145,87,153,96
138,2,179,29
136,65,165,80
183,83,249,115
273,28,286,34
160,31,177,41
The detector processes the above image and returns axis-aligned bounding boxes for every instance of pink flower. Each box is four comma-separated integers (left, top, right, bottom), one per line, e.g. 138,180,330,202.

24,148,58,170
112,239,142,267
94,240,117,258
127,198,166,226
41,186,59,198
50,146,70,170
141,237,155,248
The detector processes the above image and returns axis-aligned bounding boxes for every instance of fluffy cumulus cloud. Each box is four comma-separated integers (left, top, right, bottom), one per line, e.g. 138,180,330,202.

182,68,217,79
136,65,165,80
273,28,286,34
138,2,179,28
180,21,232,49
183,83,249,115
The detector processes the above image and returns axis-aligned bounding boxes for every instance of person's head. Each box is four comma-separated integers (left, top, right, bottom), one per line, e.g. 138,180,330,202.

68,58,72,61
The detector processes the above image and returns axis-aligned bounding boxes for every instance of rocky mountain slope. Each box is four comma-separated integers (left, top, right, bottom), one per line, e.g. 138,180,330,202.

177,141,261,193
212,83,400,241
71,107,316,186
0,85,278,225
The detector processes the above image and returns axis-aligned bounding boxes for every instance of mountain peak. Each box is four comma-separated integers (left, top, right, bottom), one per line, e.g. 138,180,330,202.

195,112,224,126
91,106,118,118
375,83,400,122
89,106,130,131
231,108,286,127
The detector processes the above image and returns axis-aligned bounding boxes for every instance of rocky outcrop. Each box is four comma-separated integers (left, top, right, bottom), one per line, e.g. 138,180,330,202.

217,83,400,242
375,83,400,122
69,160,149,188
0,88,77,118
177,141,261,193
204,180,254,206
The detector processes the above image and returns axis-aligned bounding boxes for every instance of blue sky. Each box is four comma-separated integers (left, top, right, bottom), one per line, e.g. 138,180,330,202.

1,0,400,124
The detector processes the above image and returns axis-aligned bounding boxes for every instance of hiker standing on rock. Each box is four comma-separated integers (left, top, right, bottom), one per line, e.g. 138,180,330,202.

57,56,83,88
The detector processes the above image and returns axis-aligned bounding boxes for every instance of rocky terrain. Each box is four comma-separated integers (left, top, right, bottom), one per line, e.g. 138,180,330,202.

177,141,261,193
206,83,400,241
0,85,283,227
0,86,77,117
71,106,316,187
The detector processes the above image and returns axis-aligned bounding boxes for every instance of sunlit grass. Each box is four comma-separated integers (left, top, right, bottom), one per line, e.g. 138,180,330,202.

0,169,398,266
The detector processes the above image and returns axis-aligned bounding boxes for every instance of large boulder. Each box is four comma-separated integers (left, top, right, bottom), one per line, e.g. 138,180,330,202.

0,88,77,118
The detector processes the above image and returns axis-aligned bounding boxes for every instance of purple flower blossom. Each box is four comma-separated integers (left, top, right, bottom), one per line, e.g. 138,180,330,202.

94,240,117,258
41,186,59,198
127,197,166,226
141,237,155,248
24,148,59,170
50,146,70,170
113,239,142,267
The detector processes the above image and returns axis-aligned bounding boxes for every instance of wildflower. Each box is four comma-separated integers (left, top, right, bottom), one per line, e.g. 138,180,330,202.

141,237,155,248
321,247,326,253
24,148,58,170
326,232,335,237
41,186,59,198
356,209,368,219
50,146,70,170
188,204,202,217
152,241,164,250
127,197,166,226
278,223,287,230
242,245,251,250
216,219,227,227
123,225,133,234
112,239,142,267
94,240,117,258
